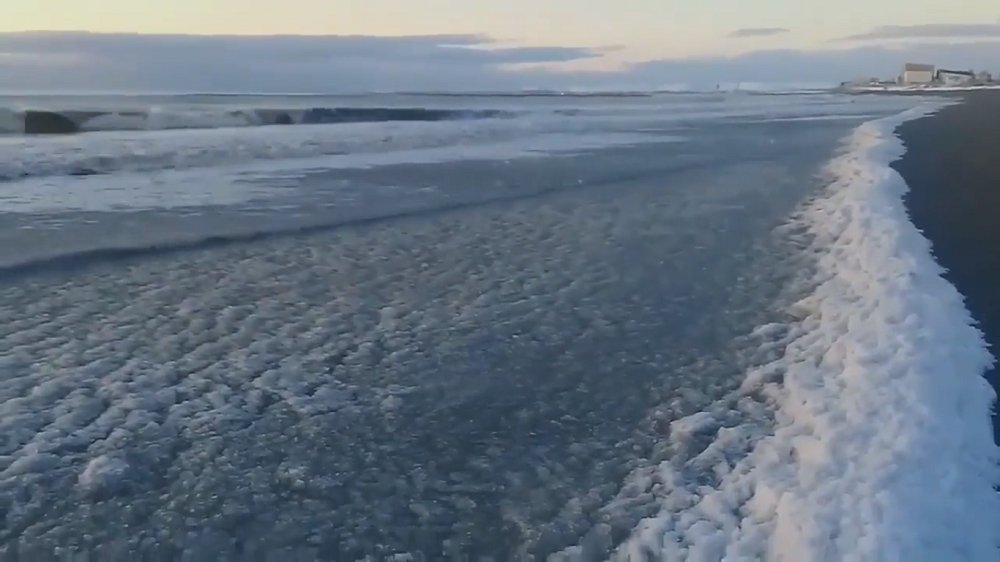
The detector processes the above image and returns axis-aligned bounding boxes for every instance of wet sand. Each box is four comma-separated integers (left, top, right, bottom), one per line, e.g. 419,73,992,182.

893,91,1000,444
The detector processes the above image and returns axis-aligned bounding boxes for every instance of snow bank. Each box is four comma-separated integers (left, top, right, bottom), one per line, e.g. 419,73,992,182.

617,106,1000,561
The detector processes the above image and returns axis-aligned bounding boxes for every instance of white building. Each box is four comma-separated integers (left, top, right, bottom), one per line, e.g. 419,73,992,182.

900,63,935,85
937,69,975,86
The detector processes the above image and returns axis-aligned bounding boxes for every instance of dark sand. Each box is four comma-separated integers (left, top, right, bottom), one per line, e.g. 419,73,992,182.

893,91,1000,444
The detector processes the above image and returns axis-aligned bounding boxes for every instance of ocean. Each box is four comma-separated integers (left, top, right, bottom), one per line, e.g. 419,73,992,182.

0,92,996,560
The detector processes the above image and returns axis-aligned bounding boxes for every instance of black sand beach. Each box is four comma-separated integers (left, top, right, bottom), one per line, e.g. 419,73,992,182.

894,91,1000,444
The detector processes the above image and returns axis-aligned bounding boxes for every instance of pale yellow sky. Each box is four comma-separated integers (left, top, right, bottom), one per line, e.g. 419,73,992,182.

3,0,998,62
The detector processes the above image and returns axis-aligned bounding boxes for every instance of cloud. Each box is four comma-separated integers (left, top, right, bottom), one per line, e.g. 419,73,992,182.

616,41,1000,89
1,30,998,93
841,23,1000,41
0,31,604,92
728,28,790,38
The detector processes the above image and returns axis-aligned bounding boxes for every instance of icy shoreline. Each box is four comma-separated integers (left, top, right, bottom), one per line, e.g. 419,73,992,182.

617,105,1000,561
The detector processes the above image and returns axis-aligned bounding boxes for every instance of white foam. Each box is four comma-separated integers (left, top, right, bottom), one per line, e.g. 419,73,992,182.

1,115,637,182
77,455,131,497
0,131,665,213
0,119,508,180
0,107,22,134
616,105,1000,561
80,108,260,131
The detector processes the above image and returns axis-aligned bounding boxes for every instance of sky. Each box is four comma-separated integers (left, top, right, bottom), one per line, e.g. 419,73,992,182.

1,1,998,92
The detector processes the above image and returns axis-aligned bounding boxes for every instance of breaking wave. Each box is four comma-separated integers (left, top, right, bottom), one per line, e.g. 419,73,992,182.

0,116,546,182
0,106,515,135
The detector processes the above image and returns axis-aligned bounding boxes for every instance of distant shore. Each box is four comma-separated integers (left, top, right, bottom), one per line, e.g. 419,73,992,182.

892,91,1000,444
843,86,1000,96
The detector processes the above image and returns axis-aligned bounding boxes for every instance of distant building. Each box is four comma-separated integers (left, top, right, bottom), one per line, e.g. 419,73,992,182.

900,63,935,85
937,69,975,86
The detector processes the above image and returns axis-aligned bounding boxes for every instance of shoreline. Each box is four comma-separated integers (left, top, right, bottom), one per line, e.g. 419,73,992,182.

843,86,1000,95
893,91,1000,444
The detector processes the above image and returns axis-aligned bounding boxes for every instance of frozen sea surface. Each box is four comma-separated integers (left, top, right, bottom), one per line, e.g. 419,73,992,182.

1,93,995,560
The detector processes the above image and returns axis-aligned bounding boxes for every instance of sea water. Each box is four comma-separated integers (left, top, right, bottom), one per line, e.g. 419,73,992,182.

0,92,995,560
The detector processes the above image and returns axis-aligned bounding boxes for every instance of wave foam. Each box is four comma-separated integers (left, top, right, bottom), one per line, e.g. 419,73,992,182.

0,107,21,134
615,106,1000,561
0,119,532,182
0,105,516,136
